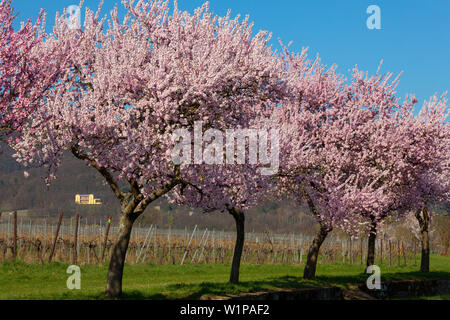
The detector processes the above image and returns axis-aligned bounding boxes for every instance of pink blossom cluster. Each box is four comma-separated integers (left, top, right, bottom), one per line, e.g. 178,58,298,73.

0,0,70,140
10,0,286,203
273,48,449,235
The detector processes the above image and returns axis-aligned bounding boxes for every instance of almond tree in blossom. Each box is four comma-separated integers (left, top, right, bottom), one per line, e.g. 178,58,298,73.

394,95,449,272
333,90,449,271
282,61,449,273
0,0,68,143
273,50,431,277
273,49,352,279
11,0,287,297
324,68,420,270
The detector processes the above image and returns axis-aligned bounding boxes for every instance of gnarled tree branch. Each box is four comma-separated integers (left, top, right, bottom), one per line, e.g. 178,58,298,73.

70,145,125,203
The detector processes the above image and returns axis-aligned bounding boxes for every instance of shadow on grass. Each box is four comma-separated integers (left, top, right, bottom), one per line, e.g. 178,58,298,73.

121,270,450,300
121,276,308,300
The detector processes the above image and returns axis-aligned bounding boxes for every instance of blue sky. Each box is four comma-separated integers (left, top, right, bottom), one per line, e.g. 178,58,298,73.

10,0,450,115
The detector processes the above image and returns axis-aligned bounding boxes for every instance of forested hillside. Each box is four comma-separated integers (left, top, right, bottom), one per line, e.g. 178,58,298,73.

0,146,317,234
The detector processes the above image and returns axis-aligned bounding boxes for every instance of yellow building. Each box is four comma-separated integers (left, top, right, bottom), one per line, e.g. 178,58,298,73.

75,194,102,205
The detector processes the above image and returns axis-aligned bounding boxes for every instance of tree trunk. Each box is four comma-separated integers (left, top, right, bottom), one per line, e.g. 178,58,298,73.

416,208,430,273
68,148,180,298
228,207,245,284
366,220,377,270
105,212,135,298
303,222,330,279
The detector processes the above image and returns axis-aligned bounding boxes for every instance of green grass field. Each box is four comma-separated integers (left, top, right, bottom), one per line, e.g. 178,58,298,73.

0,255,449,300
